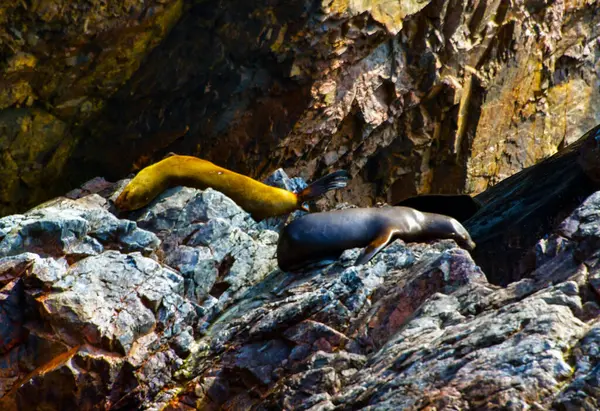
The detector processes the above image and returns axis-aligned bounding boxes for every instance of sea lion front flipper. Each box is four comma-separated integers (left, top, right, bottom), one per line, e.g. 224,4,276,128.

355,228,397,266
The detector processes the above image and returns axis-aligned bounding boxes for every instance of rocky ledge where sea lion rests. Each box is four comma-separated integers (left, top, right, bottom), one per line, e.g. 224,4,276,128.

2,169,600,410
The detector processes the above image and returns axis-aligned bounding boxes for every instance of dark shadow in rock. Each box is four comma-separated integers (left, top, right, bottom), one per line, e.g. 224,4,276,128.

65,0,313,192
393,194,482,222
465,124,600,286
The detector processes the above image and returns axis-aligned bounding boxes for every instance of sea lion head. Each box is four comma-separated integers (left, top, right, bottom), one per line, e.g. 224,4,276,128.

115,170,166,211
421,212,476,251
444,217,476,250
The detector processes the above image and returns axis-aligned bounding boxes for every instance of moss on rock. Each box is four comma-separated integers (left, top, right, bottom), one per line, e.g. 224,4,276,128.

0,108,73,216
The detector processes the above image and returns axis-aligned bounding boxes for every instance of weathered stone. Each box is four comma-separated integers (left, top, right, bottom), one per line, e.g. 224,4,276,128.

0,109,73,217
553,324,600,410
7,143,600,410
227,339,292,385
131,185,279,327
0,196,159,259
164,245,218,302
467,125,599,285
0,0,595,225
0,253,37,287
0,0,184,216
349,247,486,351
21,256,68,291
37,251,181,354
14,347,135,411
284,320,350,351
334,285,585,409
0,279,25,356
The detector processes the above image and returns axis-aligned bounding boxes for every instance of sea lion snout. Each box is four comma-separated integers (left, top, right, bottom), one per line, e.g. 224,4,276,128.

115,184,153,211
448,218,476,250
461,237,477,251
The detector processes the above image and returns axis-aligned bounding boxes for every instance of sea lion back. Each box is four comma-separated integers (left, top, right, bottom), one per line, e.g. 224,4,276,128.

276,209,381,272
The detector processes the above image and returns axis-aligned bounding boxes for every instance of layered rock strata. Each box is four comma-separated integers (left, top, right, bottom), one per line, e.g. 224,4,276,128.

1,167,600,409
2,1,600,217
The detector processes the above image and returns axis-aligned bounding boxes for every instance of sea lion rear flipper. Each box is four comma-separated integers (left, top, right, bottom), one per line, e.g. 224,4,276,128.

297,170,350,203
355,229,397,266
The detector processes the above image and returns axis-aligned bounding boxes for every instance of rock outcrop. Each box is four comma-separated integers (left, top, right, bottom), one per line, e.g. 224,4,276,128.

467,123,600,285
2,147,600,409
2,1,600,218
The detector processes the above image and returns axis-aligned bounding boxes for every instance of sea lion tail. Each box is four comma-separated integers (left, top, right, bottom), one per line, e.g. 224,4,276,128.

297,170,350,203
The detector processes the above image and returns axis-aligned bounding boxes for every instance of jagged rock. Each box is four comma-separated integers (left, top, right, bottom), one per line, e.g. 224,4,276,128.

0,196,159,259
467,124,600,285
3,1,600,222
4,157,600,409
36,251,182,354
553,323,600,410
14,346,136,411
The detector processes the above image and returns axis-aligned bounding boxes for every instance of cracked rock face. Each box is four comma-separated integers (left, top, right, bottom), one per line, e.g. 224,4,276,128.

0,1,184,216
69,0,600,209
3,167,600,409
3,1,600,220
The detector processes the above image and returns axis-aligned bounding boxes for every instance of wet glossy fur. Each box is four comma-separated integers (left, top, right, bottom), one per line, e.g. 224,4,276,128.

115,155,348,220
394,194,482,222
277,206,476,272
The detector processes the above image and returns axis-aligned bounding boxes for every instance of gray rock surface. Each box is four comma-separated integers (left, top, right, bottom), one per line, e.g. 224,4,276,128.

2,168,600,410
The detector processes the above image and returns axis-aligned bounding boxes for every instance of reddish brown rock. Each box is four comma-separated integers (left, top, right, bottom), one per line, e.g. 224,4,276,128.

3,1,600,219
5,159,600,409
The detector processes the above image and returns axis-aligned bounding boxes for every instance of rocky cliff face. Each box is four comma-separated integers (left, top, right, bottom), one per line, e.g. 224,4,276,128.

468,123,600,285
0,0,184,216
2,121,600,409
2,1,600,217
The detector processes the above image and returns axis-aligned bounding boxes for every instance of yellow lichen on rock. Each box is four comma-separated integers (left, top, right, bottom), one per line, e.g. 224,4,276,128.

0,80,35,110
371,0,431,34
455,73,473,158
467,50,548,193
545,78,599,147
327,0,431,34
270,25,287,53
6,52,37,72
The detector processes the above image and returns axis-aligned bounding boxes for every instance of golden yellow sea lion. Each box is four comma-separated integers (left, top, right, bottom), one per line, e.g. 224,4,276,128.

115,154,350,220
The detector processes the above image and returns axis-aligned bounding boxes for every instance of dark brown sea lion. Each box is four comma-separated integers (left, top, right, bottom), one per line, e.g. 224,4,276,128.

115,154,349,220
277,206,476,272
394,194,482,222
